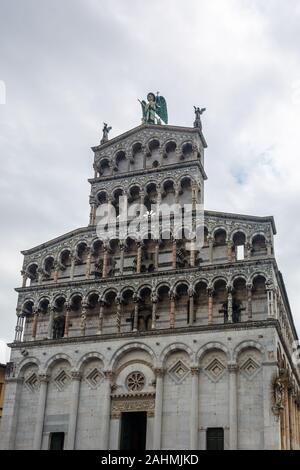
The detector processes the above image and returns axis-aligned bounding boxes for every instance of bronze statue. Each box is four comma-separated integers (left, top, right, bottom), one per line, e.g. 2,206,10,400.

139,92,168,125
101,122,112,144
193,106,206,129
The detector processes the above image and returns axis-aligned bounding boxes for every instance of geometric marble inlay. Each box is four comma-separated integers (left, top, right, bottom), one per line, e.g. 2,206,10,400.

240,357,260,379
24,372,39,393
168,360,190,384
204,358,226,382
86,368,103,389
54,370,71,391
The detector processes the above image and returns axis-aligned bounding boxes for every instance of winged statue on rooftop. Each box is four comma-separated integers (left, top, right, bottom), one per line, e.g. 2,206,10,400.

139,92,168,125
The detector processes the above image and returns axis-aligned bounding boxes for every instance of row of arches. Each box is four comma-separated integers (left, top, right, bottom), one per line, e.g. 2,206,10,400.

17,274,270,342
22,229,271,287
95,139,199,177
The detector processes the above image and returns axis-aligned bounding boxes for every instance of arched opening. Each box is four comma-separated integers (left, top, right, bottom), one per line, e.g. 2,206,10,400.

252,275,267,318
163,141,177,163
233,232,246,261
252,235,267,257
115,151,127,173
181,142,194,160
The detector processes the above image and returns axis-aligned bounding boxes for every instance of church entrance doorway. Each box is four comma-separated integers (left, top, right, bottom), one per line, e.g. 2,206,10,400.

119,411,147,450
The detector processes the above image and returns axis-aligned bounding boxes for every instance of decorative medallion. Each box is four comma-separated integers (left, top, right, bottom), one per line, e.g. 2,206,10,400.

126,371,146,392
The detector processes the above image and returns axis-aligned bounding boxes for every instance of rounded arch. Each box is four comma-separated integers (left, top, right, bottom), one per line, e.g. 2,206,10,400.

155,281,171,295
232,340,265,362
137,284,153,296
44,353,73,374
196,341,230,363
212,226,228,237
173,280,190,295
160,342,194,365
211,276,228,289
193,278,209,290
230,228,247,242
76,351,106,371
250,232,267,243
17,357,40,378
109,342,156,370
250,272,268,286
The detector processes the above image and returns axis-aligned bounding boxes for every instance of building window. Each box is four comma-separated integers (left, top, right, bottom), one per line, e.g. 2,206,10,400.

49,432,65,450
206,428,224,450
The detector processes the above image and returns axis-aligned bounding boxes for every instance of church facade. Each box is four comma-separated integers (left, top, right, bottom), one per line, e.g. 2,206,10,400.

1,95,300,450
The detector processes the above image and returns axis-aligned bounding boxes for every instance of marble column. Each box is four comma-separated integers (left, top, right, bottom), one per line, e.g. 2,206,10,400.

98,301,104,334
151,295,157,329
32,309,39,340
169,293,176,328
102,247,109,278
172,239,177,269
208,288,213,325
153,369,164,450
21,270,28,288
228,363,238,450
14,313,23,342
63,304,71,338
70,254,76,280
190,241,196,267
33,374,49,450
47,307,55,339
136,242,142,274
85,248,91,279
154,240,160,270
267,287,275,319
188,289,194,325
119,244,125,275
53,261,59,283
246,284,253,319
208,236,213,264
133,298,139,331
116,299,122,333
227,240,234,262
101,371,113,450
67,372,82,450
227,288,233,323
190,367,200,449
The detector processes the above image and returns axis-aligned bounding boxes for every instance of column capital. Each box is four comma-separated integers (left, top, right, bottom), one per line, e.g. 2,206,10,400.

190,366,200,376
71,371,82,381
227,363,238,373
38,374,50,383
103,370,115,382
154,368,164,378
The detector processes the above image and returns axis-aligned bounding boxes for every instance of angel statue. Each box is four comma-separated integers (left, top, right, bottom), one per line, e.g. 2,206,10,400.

100,122,112,144
139,92,168,125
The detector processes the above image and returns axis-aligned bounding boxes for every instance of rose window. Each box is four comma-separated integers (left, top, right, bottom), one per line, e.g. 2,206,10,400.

126,371,145,392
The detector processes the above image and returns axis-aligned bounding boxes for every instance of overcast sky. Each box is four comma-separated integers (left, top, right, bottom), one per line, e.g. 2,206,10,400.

1,0,300,362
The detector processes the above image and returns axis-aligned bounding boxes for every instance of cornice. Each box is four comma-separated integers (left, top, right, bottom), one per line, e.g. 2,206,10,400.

88,160,207,185
91,123,207,152
9,319,279,349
